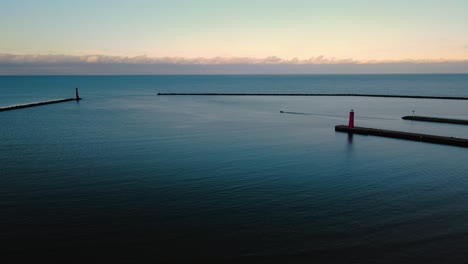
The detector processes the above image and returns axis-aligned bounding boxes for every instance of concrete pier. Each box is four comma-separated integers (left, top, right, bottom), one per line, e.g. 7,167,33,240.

0,89,81,112
335,125,468,148
402,115,468,125
157,93,468,100
0,98,81,112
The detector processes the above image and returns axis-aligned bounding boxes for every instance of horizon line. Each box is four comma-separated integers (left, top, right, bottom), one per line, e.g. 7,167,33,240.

3,72,468,76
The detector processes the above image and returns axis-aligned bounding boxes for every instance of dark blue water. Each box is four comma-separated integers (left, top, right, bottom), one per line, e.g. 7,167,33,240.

1,75,468,263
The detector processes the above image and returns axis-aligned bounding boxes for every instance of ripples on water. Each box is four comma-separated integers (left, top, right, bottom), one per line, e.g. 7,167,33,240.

1,75,468,263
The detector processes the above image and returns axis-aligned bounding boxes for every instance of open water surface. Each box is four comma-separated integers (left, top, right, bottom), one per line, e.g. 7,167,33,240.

1,75,468,263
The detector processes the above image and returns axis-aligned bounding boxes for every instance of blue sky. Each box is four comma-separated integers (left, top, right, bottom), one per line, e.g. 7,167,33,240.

1,0,468,74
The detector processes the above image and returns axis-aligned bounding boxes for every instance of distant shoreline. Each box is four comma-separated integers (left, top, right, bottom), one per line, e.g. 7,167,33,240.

2,73,468,77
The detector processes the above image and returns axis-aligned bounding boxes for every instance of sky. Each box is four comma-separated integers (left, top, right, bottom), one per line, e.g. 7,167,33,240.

1,0,468,74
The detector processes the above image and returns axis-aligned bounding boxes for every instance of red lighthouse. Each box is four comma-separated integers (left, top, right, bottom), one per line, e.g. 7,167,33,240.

349,110,354,128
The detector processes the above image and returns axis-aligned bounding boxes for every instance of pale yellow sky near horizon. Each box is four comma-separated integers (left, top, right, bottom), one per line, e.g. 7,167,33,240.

1,0,468,62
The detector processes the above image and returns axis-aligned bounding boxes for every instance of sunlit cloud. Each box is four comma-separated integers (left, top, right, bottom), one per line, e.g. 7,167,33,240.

1,53,468,75
2,53,467,65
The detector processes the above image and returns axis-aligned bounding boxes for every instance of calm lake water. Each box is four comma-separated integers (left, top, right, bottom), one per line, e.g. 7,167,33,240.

1,75,468,263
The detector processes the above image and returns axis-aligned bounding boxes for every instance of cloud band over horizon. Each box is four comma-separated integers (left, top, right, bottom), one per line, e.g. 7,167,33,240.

1,54,468,75
3,53,468,65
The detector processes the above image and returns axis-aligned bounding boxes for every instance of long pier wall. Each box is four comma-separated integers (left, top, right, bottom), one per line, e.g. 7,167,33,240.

402,116,468,125
0,88,81,112
157,93,468,100
0,98,80,112
335,125,468,148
